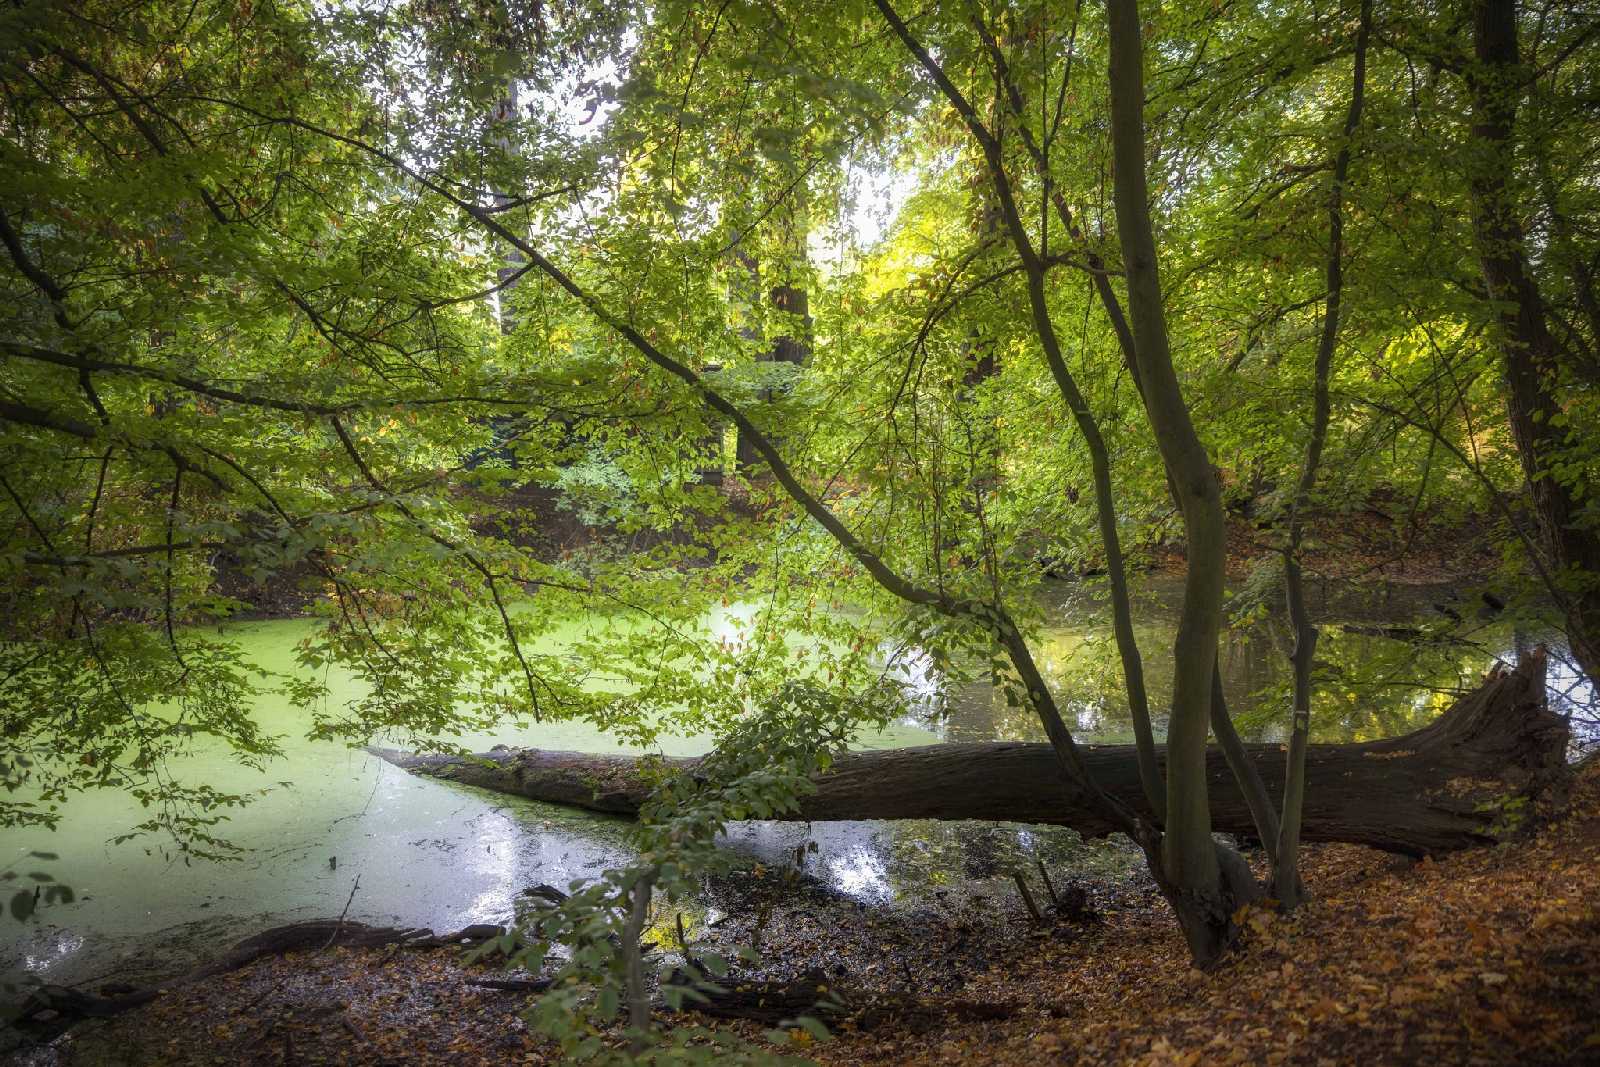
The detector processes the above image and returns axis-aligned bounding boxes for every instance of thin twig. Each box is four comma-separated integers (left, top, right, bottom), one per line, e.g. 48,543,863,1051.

321,875,362,950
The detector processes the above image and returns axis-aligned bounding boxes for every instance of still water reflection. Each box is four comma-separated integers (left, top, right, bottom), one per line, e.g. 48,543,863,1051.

899,575,1595,749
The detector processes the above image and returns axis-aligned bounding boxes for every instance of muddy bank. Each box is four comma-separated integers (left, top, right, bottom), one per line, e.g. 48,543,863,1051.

4,840,1144,1064
19,758,1600,1066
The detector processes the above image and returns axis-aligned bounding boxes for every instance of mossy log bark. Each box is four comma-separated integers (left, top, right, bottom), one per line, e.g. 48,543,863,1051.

371,654,1568,857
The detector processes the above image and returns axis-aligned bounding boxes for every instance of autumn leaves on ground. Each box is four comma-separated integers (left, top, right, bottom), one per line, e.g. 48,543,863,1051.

842,773,1600,1067
36,759,1600,1066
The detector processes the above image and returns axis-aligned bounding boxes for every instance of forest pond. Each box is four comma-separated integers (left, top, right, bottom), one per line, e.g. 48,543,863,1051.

3,576,1591,994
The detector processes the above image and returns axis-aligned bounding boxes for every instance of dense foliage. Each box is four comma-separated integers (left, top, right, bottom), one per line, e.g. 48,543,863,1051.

2,0,1597,1046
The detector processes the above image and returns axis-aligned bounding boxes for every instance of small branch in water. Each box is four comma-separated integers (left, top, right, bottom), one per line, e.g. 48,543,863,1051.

322,875,362,950
674,912,707,978
340,1015,373,1046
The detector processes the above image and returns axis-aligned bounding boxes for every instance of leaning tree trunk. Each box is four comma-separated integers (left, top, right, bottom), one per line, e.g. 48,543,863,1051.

372,653,1566,858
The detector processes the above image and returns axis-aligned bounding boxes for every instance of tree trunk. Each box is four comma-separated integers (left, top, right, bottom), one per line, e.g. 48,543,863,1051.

1465,0,1600,688
966,8,1165,817
371,653,1566,858
1276,0,1372,908
490,80,525,334
1105,0,1237,960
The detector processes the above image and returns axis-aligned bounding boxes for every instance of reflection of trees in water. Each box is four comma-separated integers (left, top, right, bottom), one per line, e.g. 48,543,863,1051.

717,817,1140,906
917,578,1590,746
877,821,1138,899
960,826,1001,879
1543,644,1600,754
727,580,1600,908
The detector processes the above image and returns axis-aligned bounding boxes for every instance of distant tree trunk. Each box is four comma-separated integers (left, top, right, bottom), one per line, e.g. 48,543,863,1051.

732,276,811,473
1465,0,1600,688
491,80,525,335
735,170,811,476
694,361,727,486
732,247,765,474
770,281,810,370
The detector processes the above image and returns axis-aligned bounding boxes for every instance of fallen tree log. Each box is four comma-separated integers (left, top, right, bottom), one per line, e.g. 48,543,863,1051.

371,653,1569,856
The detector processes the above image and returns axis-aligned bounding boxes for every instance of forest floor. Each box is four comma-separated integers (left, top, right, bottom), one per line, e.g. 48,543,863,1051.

15,759,1600,1066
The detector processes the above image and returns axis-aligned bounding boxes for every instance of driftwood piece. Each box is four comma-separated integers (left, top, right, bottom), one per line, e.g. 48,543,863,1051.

462,977,556,993
371,653,1569,856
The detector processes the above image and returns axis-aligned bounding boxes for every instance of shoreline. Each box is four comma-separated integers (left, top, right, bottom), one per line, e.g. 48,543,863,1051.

21,760,1599,1065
